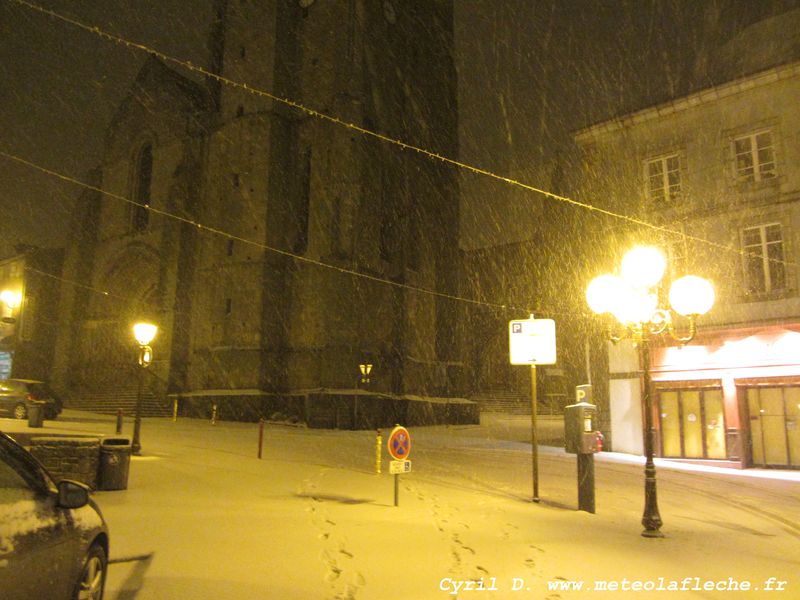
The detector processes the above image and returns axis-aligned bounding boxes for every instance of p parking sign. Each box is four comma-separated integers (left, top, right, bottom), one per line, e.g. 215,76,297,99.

509,318,557,365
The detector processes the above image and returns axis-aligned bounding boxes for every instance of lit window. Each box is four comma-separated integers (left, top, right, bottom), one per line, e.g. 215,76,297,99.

734,130,776,182
741,223,785,295
645,154,681,203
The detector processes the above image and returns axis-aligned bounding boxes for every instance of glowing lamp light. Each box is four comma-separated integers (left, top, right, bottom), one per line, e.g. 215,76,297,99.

0,290,22,309
669,275,715,316
621,246,666,289
133,322,158,346
610,286,659,325
586,274,623,315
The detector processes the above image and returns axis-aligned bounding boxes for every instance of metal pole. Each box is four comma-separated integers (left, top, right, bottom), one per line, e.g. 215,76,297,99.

577,453,595,514
640,335,663,537
258,418,264,459
131,361,144,455
115,408,123,435
394,474,399,507
172,397,178,422
531,364,540,503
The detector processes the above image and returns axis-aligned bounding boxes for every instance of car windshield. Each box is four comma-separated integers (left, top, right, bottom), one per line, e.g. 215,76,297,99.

0,436,51,494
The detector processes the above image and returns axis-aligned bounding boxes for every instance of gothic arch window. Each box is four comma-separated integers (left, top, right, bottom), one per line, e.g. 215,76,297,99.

131,143,153,232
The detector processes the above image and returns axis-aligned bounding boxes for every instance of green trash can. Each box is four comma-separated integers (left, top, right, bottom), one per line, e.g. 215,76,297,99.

98,437,132,490
26,401,45,428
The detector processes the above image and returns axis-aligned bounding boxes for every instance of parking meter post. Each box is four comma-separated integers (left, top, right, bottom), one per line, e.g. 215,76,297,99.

375,430,382,474
258,418,265,458
578,453,596,514
115,409,123,435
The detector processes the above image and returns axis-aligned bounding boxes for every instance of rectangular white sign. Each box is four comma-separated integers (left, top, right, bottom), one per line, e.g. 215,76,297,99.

509,318,557,365
389,460,412,474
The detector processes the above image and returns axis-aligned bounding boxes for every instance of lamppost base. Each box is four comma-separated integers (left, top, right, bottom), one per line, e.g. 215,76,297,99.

641,528,665,538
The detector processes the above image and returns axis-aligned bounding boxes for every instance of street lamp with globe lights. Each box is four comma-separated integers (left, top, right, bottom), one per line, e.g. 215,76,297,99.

586,246,715,537
131,321,157,455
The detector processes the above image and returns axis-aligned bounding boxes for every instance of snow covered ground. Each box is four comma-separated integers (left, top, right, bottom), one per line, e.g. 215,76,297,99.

3,411,799,599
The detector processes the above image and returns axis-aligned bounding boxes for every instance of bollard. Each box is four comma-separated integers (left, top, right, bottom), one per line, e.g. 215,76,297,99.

258,418,265,459
172,397,178,422
211,403,218,425
115,409,123,435
375,429,382,474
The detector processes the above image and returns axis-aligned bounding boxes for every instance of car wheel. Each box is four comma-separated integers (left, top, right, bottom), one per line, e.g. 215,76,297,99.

13,403,27,419
73,542,107,600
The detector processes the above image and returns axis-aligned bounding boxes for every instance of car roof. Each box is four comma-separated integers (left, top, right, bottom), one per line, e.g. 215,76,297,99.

1,379,45,384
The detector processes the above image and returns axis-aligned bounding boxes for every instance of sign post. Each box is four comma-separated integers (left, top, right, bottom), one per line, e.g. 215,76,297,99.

509,315,557,503
531,363,538,502
387,425,411,507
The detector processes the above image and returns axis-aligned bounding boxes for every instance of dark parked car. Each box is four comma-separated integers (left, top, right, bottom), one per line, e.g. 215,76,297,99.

0,379,62,420
0,431,109,599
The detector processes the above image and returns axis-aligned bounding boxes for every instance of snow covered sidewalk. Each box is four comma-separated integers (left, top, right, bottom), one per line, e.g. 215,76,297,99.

5,412,797,599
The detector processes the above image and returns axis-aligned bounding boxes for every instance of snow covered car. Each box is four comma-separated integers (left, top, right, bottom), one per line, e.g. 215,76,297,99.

0,380,63,420
0,431,109,600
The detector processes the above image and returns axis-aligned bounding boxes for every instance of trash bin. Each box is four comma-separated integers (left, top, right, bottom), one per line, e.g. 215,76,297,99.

98,437,132,490
27,401,45,428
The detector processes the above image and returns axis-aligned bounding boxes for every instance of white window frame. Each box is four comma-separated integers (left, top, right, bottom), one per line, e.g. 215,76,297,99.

741,223,786,295
733,129,776,183
645,153,681,203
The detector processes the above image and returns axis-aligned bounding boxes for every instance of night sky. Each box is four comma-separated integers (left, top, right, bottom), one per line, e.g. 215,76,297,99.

1,0,797,256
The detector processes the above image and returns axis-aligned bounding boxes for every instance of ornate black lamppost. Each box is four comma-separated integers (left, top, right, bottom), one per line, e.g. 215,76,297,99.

586,246,715,537
131,321,157,455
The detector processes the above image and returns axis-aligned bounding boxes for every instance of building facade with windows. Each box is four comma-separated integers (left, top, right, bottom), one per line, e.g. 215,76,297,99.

574,56,800,469
0,248,63,382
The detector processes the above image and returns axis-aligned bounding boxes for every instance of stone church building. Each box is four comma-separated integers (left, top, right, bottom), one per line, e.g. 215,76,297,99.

51,1,472,427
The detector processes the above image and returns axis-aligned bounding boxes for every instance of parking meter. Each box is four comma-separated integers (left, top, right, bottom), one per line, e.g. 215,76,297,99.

565,385,597,513
564,401,598,454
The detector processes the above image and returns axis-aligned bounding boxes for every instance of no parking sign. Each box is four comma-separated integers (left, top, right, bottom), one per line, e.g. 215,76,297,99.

387,425,411,507
387,425,411,460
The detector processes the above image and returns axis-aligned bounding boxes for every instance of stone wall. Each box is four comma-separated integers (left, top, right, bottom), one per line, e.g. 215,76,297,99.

29,437,100,489
175,392,480,430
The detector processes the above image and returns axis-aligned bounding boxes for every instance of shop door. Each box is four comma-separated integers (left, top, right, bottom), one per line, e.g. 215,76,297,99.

658,389,726,459
746,387,800,468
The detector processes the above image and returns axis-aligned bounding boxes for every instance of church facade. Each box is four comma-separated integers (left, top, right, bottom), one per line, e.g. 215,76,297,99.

51,1,472,427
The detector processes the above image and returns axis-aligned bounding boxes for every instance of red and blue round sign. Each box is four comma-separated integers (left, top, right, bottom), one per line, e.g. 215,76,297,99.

387,425,411,460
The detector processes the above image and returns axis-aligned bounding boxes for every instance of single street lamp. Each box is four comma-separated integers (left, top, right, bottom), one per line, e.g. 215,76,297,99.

359,363,373,385
1,289,22,324
0,289,22,310
586,246,714,537
131,321,158,455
